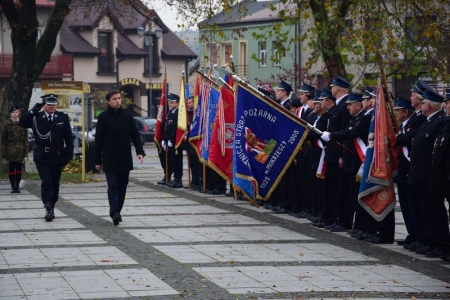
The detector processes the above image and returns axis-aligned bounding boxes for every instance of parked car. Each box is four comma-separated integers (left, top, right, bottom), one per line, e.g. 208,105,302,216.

133,117,156,145
27,129,35,152
72,125,95,146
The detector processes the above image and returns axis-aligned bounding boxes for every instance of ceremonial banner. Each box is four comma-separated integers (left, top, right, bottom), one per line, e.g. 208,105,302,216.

189,77,205,158
208,86,235,181
201,85,220,163
175,76,187,151
358,81,399,221
233,83,309,200
154,71,167,152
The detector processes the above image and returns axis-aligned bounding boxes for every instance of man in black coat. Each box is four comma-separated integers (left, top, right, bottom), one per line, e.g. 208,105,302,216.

20,94,74,221
321,92,371,233
94,90,145,226
408,88,449,257
163,93,183,188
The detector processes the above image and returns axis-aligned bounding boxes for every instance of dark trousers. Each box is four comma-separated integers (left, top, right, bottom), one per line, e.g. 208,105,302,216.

322,161,342,225
396,175,416,243
168,147,183,179
158,149,171,179
188,151,200,186
339,170,357,228
280,163,295,210
409,184,429,245
105,171,129,219
292,156,309,213
8,161,23,190
427,189,450,248
354,182,377,233
36,162,63,208
313,175,326,218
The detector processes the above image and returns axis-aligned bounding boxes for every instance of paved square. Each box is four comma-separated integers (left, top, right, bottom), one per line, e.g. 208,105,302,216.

109,214,266,227
0,218,84,231
0,246,138,269
1,268,179,299
68,198,198,207
154,243,376,263
0,208,67,219
83,205,230,216
127,226,314,243
0,230,106,247
194,265,450,294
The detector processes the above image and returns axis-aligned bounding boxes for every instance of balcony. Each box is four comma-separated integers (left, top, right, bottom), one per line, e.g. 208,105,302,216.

234,64,248,80
0,54,73,78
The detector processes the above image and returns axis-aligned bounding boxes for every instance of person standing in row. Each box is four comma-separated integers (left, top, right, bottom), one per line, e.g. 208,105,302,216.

162,93,183,188
20,94,73,221
1,105,29,193
95,90,145,226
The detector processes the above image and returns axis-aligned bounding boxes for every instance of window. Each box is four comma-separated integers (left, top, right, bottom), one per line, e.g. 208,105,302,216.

272,41,280,66
259,42,266,67
221,43,232,66
98,32,114,73
239,41,248,77
144,34,160,75
206,44,218,66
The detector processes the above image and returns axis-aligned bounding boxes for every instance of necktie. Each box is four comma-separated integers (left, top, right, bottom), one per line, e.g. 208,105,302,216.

48,115,53,125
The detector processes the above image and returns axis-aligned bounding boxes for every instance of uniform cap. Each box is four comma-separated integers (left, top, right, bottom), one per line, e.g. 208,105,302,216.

345,92,364,103
362,86,375,99
273,80,293,95
8,104,20,113
41,93,58,105
423,89,444,103
297,83,315,93
313,89,322,102
410,80,433,96
168,93,180,102
394,97,414,110
319,88,336,101
444,88,450,102
329,76,350,89
258,87,276,101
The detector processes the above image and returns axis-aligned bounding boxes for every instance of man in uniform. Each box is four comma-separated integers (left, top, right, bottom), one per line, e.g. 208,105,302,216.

394,97,421,247
321,92,371,233
409,88,449,257
185,96,201,190
20,94,73,221
163,93,183,188
318,76,351,230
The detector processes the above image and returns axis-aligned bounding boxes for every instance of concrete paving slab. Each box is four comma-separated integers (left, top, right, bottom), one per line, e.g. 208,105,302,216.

0,218,84,231
0,208,67,219
127,226,315,243
105,213,266,228
0,230,106,247
68,197,199,207
83,205,230,216
155,243,376,263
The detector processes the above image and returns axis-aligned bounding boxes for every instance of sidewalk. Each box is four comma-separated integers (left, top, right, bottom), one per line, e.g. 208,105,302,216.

1,151,449,299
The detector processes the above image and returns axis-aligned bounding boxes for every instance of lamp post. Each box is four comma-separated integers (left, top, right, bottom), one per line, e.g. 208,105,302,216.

137,17,162,117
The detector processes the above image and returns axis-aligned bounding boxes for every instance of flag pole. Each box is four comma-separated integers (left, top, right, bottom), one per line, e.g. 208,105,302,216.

182,68,192,188
231,73,355,155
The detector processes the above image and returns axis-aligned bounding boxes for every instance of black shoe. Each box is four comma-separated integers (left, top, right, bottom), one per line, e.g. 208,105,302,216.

255,200,265,206
440,253,450,261
296,211,310,218
118,216,122,223
157,177,168,185
263,203,273,209
170,179,183,188
329,224,348,232
113,216,121,226
366,236,393,244
407,242,422,251
211,189,226,195
206,189,213,194
416,245,435,255
357,232,376,240
44,207,53,222
273,208,292,214
271,206,283,212
324,223,337,230
225,191,234,197
425,248,449,258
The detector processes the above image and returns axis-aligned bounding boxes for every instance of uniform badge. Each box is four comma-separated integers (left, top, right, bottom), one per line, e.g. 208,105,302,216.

425,133,429,138
407,128,410,132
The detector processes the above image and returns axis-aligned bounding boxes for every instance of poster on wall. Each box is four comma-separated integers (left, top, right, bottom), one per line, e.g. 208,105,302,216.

41,81,84,127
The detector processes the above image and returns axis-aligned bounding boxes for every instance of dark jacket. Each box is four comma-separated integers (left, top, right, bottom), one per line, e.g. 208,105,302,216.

429,117,450,190
307,113,329,169
94,106,145,172
409,110,446,185
330,110,371,172
164,108,178,144
20,109,73,165
396,111,426,176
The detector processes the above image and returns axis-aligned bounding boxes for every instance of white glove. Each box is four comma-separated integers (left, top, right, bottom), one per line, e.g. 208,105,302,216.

161,141,167,150
168,141,173,147
321,131,331,142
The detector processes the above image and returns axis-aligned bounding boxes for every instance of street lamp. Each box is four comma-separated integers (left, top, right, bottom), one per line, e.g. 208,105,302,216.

137,16,162,117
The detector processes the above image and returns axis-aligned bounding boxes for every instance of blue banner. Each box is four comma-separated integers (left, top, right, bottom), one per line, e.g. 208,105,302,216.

201,86,220,162
233,84,309,200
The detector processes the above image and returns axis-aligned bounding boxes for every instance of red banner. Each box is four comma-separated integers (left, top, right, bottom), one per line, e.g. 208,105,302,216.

154,72,167,152
208,86,235,181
